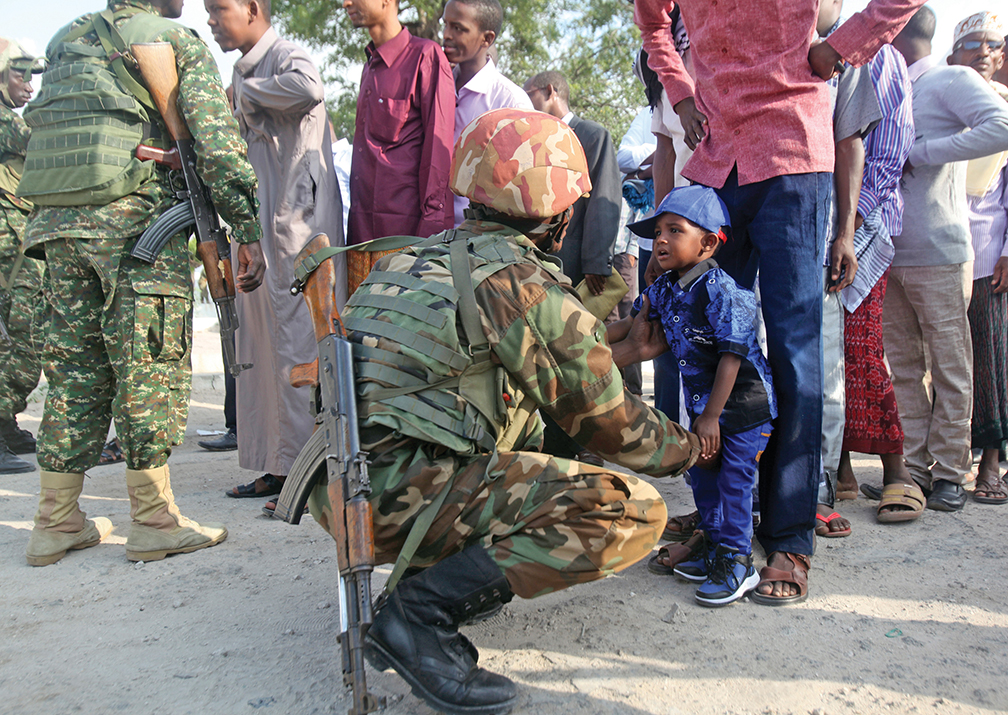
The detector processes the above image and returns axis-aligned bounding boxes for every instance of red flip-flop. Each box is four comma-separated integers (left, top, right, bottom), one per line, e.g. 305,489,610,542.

814,511,851,538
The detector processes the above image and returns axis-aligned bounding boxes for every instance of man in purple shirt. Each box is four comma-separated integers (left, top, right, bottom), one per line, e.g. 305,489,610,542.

634,0,925,604
344,0,455,293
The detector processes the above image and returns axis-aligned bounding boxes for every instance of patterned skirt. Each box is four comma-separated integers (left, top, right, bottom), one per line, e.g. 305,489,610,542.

968,277,1008,449
842,269,904,454
348,248,401,295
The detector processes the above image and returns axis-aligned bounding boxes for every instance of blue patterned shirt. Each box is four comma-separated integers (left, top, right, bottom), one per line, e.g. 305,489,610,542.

634,258,776,433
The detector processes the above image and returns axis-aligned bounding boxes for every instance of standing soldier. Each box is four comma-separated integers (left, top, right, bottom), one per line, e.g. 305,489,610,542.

304,109,700,714
17,0,265,566
0,39,45,475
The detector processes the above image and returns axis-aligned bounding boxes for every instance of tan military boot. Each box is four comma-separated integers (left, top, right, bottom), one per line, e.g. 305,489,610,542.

125,466,227,561
26,470,114,566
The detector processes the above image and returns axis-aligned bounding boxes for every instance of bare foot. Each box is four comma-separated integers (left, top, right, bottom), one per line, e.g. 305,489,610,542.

837,451,858,497
815,503,851,536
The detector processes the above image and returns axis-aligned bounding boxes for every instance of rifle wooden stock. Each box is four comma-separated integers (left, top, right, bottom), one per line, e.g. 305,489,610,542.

129,42,191,142
196,241,235,299
297,233,343,341
290,233,339,390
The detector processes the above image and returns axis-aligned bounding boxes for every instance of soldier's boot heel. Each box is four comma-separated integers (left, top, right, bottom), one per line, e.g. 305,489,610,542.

365,545,519,715
0,417,36,454
26,470,113,566
125,466,227,562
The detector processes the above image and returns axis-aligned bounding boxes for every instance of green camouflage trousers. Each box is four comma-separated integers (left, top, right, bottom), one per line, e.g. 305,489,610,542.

0,252,46,420
309,439,667,599
37,235,192,473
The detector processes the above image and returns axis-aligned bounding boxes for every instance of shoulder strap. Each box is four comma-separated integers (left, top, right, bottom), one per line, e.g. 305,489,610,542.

92,9,157,112
291,234,431,292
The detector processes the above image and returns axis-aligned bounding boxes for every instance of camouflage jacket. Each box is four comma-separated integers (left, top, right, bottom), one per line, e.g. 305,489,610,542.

22,0,260,251
0,103,31,263
350,221,700,479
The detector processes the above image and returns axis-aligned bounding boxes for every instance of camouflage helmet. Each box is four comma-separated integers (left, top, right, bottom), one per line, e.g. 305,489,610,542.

0,38,33,75
0,38,38,108
450,108,592,220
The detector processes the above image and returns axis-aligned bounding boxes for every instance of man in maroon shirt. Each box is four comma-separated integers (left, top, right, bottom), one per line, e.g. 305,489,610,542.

343,0,455,293
634,0,925,605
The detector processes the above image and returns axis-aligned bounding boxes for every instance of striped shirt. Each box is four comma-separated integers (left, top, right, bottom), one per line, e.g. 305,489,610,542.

859,44,914,238
969,162,1008,280
837,45,914,312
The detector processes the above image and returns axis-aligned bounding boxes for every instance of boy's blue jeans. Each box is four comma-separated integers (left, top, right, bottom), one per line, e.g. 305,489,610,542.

710,169,831,557
690,422,772,554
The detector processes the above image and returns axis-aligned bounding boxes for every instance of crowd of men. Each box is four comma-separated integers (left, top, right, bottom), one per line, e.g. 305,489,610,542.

2,0,1008,712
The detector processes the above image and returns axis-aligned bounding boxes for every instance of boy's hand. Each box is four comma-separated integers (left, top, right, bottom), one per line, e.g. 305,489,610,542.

693,413,721,461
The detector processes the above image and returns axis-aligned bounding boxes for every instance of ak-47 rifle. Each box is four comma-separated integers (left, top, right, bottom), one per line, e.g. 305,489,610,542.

128,42,250,377
287,233,382,715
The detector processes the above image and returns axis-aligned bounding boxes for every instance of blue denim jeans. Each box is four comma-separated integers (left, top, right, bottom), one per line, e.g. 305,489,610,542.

689,422,772,554
711,169,832,557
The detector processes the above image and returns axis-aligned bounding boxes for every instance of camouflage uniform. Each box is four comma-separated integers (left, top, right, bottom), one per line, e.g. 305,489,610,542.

0,100,46,424
23,0,260,473
311,219,699,598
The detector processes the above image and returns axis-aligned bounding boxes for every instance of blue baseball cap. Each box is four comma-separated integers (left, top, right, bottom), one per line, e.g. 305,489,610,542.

627,185,731,241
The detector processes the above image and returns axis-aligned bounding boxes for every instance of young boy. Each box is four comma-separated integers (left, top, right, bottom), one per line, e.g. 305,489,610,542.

441,0,532,225
618,185,777,607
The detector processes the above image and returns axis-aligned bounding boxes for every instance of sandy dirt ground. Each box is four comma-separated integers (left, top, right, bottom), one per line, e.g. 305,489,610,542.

1,317,1007,715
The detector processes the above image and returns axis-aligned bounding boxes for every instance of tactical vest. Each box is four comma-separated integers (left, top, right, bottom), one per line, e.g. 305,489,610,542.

345,227,563,456
16,8,179,206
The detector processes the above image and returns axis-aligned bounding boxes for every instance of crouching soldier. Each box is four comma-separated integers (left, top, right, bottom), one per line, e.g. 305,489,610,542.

306,108,701,714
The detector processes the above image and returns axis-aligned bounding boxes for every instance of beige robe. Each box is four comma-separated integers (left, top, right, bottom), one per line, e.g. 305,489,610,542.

232,27,346,474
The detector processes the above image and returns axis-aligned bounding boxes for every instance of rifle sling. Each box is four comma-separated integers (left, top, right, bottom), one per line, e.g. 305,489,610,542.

1,252,26,292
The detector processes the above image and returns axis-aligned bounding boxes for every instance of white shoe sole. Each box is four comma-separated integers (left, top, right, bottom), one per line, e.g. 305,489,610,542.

695,571,760,608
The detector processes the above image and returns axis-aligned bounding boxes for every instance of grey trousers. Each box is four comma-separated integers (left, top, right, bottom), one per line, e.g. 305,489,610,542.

883,263,974,487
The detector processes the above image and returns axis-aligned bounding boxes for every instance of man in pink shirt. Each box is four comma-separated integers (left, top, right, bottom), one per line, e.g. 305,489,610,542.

634,0,925,604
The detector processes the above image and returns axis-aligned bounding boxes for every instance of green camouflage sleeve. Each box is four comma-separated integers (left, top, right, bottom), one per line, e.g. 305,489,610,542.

477,261,700,478
0,105,30,158
165,26,261,244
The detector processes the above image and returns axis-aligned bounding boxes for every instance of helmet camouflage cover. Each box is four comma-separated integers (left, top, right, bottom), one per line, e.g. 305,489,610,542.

0,38,34,75
450,108,592,220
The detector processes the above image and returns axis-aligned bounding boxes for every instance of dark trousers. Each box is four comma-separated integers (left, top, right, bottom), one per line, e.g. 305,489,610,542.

711,169,831,557
639,247,681,423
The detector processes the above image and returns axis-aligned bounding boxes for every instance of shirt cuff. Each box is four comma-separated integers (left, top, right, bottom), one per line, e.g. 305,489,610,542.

231,219,262,245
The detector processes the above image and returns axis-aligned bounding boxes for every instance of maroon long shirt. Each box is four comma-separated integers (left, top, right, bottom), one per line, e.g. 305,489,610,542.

347,28,455,245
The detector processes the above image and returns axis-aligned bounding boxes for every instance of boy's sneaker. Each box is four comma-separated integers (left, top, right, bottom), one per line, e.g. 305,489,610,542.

695,544,760,608
672,537,714,582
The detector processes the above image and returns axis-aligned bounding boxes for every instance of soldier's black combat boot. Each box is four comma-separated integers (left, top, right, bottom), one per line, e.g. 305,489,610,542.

0,432,34,474
0,417,36,454
365,545,519,715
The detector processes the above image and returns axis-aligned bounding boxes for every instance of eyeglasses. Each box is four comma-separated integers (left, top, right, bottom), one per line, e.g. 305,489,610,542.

955,38,1005,52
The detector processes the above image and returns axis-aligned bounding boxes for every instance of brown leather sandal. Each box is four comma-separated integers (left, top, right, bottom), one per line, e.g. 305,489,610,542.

749,552,810,606
647,530,705,575
661,510,701,542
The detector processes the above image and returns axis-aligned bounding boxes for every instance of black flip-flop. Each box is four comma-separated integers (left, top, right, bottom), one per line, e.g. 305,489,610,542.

261,497,309,518
226,474,284,499
98,437,125,465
